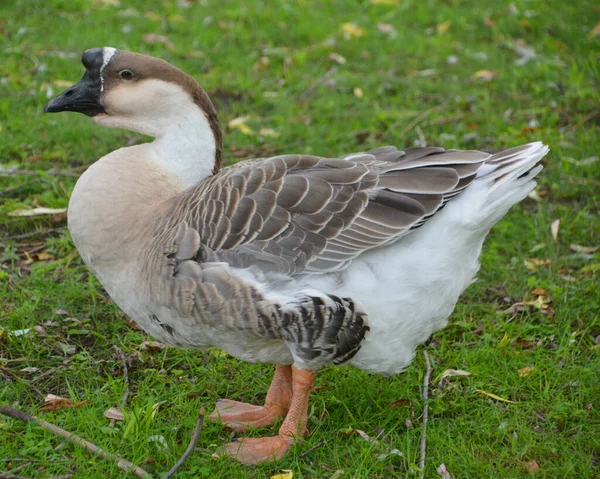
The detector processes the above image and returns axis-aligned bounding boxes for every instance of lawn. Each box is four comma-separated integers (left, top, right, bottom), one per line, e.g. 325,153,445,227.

0,0,598,477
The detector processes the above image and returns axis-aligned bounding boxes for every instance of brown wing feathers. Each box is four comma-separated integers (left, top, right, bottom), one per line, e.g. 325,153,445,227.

163,147,489,275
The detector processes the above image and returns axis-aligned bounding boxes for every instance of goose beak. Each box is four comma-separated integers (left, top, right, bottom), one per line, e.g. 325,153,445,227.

44,71,106,117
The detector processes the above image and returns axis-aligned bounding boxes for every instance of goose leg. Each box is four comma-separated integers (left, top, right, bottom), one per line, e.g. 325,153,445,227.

208,364,293,431
223,366,315,464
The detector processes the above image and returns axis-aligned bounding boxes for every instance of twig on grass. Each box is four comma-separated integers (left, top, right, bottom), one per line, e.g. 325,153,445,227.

1,227,66,242
161,407,205,479
0,405,150,479
300,440,327,457
110,346,130,426
0,461,32,476
0,475,73,479
419,350,433,479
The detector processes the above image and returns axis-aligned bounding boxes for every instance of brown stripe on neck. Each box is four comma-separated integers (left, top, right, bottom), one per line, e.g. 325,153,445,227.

105,51,223,174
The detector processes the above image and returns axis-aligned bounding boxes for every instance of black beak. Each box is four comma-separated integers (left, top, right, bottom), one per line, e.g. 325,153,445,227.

44,48,107,117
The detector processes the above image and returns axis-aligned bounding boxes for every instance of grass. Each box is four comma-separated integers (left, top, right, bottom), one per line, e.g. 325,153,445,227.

0,0,598,477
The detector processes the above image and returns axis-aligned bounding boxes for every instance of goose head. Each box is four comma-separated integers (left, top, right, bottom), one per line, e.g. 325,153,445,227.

45,48,223,176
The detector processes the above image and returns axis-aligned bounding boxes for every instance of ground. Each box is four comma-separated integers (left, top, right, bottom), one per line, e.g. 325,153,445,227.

0,0,599,478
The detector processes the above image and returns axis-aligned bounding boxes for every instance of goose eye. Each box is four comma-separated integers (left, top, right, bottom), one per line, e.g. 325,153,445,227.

119,70,134,80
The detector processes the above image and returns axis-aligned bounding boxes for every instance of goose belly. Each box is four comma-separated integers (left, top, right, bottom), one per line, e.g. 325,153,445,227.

296,200,491,376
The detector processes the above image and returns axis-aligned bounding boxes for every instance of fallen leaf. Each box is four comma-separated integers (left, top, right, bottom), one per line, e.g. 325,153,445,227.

513,40,536,66
8,207,67,217
39,394,89,412
436,20,452,35
104,407,125,421
524,258,552,271
127,319,142,330
476,389,518,404
570,244,599,254
139,340,168,351
437,463,454,479
377,23,397,38
550,219,561,241
143,33,176,51
228,116,254,135
9,328,34,338
525,459,540,473
37,252,53,261
328,52,346,64
270,470,293,479
390,398,411,408
518,366,536,377
471,70,497,82
341,428,379,445
259,128,280,138
531,288,547,296
341,23,365,39
376,448,403,461
20,366,41,374
353,87,364,98
439,369,472,381
588,20,600,38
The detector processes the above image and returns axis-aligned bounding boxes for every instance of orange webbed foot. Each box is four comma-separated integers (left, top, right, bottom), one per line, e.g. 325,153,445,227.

222,435,294,464
208,399,287,432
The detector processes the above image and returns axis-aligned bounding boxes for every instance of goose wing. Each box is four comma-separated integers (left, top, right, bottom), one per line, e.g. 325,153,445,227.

162,146,491,274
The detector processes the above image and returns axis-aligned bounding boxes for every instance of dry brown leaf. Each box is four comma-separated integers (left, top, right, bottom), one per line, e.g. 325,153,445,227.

518,366,536,377
127,319,142,330
476,389,518,404
139,340,168,351
39,394,89,412
104,407,125,421
525,459,540,473
390,398,411,409
570,244,599,254
550,219,561,241
472,70,498,82
37,252,53,261
8,207,67,217
531,288,547,296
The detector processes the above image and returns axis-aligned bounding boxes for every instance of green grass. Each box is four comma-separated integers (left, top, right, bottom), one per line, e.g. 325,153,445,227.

1,0,598,477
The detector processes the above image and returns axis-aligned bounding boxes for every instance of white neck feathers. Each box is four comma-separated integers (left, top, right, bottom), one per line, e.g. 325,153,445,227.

94,79,216,189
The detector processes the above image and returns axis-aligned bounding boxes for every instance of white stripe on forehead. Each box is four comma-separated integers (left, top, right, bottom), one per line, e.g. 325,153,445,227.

100,47,117,92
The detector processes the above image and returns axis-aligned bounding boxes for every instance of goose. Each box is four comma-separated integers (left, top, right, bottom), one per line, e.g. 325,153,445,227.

44,47,549,464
